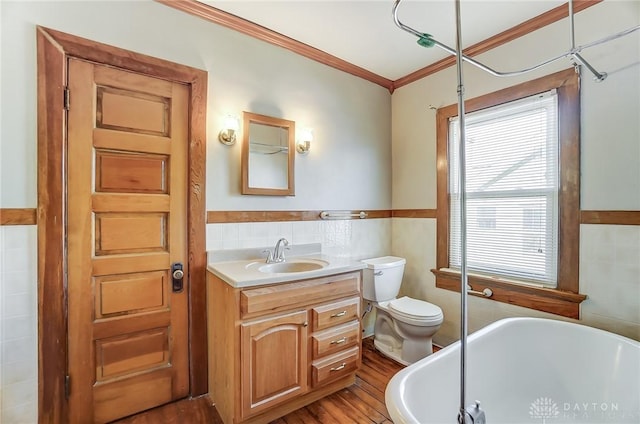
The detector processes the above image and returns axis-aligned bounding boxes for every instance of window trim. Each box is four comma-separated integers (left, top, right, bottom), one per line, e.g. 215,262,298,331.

434,68,586,319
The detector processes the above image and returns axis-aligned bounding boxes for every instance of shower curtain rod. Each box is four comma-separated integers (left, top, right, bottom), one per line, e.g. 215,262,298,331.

393,0,640,82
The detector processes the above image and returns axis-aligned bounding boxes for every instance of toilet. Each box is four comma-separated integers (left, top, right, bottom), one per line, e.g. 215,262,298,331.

362,256,443,365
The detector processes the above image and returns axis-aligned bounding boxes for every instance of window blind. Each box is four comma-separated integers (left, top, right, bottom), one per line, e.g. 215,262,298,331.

448,90,559,286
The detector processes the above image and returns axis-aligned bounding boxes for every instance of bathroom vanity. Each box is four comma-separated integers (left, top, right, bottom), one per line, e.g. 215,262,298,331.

207,249,364,424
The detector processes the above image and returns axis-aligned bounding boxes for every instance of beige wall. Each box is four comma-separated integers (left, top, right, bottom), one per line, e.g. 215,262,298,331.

391,1,640,346
0,1,392,210
0,1,392,422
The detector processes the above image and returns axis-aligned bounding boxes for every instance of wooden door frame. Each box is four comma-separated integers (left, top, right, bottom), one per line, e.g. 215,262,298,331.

36,26,208,423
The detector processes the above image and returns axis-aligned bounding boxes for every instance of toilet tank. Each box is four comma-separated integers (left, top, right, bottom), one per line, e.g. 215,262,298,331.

361,256,406,302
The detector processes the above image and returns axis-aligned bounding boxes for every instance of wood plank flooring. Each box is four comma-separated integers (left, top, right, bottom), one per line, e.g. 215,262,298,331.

114,338,416,424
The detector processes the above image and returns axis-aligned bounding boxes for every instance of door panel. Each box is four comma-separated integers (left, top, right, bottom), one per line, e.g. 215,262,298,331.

67,58,189,423
95,328,169,380
95,270,168,317
95,213,168,254
97,86,170,135
95,151,168,193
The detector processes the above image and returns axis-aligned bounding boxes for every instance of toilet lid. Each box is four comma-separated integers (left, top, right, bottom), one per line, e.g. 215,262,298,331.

389,296,443,320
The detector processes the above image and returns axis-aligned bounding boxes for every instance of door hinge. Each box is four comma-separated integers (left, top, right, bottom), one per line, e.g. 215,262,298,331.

63,87,70,110
65,375,70,399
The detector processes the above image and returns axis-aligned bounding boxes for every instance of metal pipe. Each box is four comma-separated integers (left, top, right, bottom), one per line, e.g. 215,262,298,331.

392,0,638,81
452,0,469,422
575,25,640,51
567,0,607,81
569,0,576,50
573,52,607,81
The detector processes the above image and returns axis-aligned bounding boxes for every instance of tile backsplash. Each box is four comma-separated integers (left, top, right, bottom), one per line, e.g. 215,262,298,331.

206,218,391,260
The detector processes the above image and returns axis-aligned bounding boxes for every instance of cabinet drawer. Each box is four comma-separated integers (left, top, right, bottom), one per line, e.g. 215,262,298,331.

312,321,359,359
311,297,360,331
311,346,360,387
240,272,360,318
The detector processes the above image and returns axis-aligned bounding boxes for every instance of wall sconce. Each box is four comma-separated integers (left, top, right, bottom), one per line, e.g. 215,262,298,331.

296,128,313,155
219,115,239,146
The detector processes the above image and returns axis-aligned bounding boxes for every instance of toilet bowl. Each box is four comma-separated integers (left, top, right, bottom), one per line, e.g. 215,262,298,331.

362,256,443,365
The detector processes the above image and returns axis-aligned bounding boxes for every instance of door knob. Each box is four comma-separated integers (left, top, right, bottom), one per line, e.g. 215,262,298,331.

171,263,184,293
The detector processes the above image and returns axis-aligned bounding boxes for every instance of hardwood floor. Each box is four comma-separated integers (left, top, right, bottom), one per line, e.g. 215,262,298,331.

114,338,416,424
113,396,221,424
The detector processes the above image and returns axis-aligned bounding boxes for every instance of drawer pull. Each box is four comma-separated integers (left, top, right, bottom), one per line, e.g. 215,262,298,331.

330,337,347,345
330,310,347,318
301,321,308,327
330,363,346,372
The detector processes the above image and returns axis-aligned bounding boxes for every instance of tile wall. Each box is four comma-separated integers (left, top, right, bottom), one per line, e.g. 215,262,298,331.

206,218,391,260
580,224,640,338
0,225,38,424
391,218,640,346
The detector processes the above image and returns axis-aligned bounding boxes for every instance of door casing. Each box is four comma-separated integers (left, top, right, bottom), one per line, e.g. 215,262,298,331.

36,26,208,424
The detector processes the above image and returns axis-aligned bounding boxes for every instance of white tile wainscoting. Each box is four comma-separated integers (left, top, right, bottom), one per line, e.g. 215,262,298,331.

1,219,636,422
0,225,38,424
392,218,640,347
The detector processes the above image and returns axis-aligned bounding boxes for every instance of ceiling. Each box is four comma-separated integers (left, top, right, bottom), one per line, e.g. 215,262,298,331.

203,0,567,81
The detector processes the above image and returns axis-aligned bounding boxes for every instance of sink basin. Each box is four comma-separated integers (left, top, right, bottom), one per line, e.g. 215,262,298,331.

209,251,366,287
256,259,329,274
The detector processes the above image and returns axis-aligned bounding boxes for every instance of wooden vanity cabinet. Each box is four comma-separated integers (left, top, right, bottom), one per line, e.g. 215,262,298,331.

207,270,362,424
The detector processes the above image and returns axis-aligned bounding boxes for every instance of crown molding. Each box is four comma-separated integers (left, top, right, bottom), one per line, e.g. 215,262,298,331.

155,0,394,91
157,1,602,93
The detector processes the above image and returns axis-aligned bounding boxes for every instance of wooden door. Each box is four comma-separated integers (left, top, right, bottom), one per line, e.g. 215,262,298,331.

66,58,189,423
241,310,309,419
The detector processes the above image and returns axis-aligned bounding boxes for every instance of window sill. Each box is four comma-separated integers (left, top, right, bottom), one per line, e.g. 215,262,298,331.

432,268,586,319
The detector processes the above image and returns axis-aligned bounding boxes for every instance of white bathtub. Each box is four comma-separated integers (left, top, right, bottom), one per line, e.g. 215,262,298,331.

386,317,640,423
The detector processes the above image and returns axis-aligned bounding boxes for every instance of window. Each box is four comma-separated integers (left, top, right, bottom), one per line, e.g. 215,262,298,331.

433,68,586,319
448,90,558,286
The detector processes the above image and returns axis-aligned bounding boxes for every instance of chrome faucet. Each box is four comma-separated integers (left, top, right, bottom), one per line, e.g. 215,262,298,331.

273,238,289,263
263,238,289,263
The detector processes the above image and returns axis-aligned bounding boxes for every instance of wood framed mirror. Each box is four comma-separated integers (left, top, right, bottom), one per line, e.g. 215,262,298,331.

241,111,295,196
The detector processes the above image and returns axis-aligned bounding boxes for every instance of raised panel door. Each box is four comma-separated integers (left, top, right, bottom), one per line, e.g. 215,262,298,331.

67,58,189,423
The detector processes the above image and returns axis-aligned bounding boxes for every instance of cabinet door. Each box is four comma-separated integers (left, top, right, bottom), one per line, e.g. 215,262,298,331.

241,310,309,418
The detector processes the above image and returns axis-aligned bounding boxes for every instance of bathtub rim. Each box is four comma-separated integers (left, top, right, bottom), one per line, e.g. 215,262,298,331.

385,317,640,424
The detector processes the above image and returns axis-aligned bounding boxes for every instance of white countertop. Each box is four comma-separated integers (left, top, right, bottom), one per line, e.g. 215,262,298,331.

207,247,366,288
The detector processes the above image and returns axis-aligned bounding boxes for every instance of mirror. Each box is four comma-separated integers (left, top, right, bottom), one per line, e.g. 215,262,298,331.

241,111,295,196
